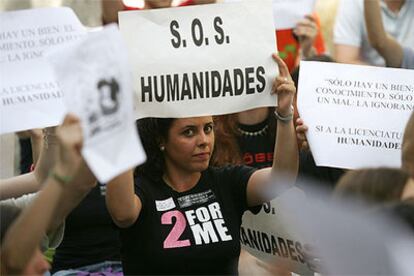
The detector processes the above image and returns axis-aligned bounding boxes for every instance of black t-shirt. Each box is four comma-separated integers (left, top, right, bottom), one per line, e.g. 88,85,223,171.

298,150,345,192
18,138,33,174
237,120,275,169
51,185,121,272
120,166,257,275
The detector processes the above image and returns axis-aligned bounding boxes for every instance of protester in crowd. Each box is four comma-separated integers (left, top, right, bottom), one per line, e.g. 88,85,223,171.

212,109,276,169
0,114,96,275
104,54,298,275
333,168,413,208
50,184,123,275
50,163,121,272
364,0,414,69
212,13,323,169
291,55,345,190
211,101,277,276
56,1,219,274
0,106,122,274
334,0,414,66
0,107,124,275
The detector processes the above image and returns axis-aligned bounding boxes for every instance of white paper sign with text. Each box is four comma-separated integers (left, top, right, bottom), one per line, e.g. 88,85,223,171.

119,0,277,119
48,25,146,183
241,187,313,275
297,61,414,169
0,7,86,134
272,0,316,30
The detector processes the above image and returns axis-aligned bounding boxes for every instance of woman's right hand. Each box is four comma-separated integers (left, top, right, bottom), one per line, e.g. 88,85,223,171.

296,118,309,150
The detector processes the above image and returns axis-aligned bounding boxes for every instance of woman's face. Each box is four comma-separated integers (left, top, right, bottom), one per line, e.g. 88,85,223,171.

162,116,214,175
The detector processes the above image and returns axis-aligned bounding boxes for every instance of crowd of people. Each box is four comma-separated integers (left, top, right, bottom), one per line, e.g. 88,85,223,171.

1,0,413,275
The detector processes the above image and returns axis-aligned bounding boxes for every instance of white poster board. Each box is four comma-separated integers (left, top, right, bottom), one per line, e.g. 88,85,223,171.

119,0,278,119
297,61,414,169
0,7,86,134
241,187,313,275
272,0,316,30
48,25,146,183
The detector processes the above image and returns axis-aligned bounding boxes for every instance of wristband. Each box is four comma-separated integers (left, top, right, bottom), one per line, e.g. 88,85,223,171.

49,170,72,186
274,106,294,123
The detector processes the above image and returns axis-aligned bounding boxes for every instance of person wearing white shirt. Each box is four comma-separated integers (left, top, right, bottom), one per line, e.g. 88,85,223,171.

334,0,414,66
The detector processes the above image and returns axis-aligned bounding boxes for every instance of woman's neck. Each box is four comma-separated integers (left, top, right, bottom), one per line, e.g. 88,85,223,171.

384,0,405,13
237,107,269,125
163,167,201,192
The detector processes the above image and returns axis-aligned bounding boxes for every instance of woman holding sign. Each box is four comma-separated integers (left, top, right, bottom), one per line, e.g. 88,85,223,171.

105,54,298,275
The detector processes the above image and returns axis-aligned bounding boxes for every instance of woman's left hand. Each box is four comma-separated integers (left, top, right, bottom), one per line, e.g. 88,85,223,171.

55,113,84,179
272,53,296,117
296,118,309,150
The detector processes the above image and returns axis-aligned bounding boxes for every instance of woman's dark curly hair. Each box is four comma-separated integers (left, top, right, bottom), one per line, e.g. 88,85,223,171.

135,118,175,181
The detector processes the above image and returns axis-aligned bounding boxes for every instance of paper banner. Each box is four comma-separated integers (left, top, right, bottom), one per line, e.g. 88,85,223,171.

272,0,316,30
119,0,278,119
241,187,314,275
297,61,414,169
48,25,146,183
0,7,86,134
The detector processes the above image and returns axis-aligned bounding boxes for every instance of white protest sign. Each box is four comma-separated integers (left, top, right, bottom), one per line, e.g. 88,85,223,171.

241,187,313,275
48,25,146,183
297,61,414,169
272,0,316,30
119,0,277,119
0,7,86,134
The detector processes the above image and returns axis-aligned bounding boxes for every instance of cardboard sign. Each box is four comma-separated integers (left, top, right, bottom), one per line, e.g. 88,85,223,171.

48,25,146,183
272,0,316,30
241,187,314,275
297,61,414,169
0,7,86,134
119,0,278,119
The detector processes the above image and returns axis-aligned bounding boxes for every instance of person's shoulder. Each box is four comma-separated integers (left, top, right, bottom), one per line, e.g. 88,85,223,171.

134,174,157,189
207,165,256,177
